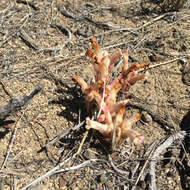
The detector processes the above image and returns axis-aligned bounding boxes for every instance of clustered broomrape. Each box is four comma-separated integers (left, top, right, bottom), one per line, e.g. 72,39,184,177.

73,37,150,146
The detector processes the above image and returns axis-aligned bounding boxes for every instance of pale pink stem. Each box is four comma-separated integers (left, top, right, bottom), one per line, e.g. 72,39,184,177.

106,83,122,105
110,74,123,89
121,113,141,132
128,72,149,86
114,107,125,127
109,49,122,71
123,129,144,144
109,100,130,114
86,117,112,136
73,75,88,92
122,50,129,72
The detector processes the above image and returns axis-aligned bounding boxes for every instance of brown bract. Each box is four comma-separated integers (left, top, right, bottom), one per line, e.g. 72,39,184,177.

73,37,150,146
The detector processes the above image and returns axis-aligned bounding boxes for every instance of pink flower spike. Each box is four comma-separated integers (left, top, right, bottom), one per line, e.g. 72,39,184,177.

91,90,103,108
109,100,130,114
133,134,144,145
128,72,149,86
86,117,112,136
104,110,113,125
101,50,109,59
121,114,141,135
96,62,109,82
115,107,125,127
122,50,129,72
101,55,110,69
123,63,150,78
110,74,123,89
73,75,88,93
108,49,122,71
91,36,101,58
85,90,95,102
122,129,144,144
106,83,122,105
98,114,105,122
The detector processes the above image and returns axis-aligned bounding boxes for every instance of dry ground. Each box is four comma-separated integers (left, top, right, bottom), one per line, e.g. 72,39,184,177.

0,0,190,189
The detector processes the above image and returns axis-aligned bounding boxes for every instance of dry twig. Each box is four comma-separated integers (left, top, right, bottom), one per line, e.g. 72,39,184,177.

58,5,137,35
108,154,130,176
16,0,39,10
0,83,43,121
44,120,85,151
76,130,89,155
0,77,13,98
20,154,77,190
0,107,28,173
19,29,40,50
54,158,103,174
149,131,186,190
132,141,159,189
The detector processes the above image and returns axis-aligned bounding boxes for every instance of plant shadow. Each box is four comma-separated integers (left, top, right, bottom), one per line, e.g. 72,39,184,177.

0,120,15,139
176,110,190,190
49,82,87,123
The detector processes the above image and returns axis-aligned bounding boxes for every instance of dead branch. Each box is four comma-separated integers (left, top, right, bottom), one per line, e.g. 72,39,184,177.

50,22,72,41
43,120,85,151
0,83,43,121
54,158,102,174
58,5,137,35
20,153,76,190
0,77,13,98
149,131,186,190
131,140,159,190
19,29,40,50
16,0,39,11
108,154,130,176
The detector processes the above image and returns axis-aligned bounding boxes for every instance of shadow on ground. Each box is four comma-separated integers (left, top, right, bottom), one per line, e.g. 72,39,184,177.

177,110,190,190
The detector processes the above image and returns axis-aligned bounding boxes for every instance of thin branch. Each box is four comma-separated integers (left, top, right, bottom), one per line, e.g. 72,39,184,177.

108,154,130,176
0,83,43,121
20,154,77,190
136,13,168,31
149,131,186,190
54,158,101,174
58,5,137,35
132,141,159,190
50,22,72,41
76,117,95,155
19,29,40,50
16,0,40,10
140,57,187,72
0,77,13,98
76,130,88,155
0,107,28,172
44,120,85,150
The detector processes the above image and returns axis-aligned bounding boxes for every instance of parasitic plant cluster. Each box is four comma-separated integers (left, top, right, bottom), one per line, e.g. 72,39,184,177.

73,37,150,146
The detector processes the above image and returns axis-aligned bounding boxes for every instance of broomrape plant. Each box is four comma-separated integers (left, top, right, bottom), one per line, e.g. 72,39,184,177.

73,37,150,146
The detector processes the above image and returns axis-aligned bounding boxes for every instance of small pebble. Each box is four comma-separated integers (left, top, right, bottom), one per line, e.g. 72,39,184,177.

141,111,152,123
180,61,190,86
99,173,108,184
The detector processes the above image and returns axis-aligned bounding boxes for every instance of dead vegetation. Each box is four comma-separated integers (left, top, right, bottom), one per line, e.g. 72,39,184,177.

0,0,190,189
